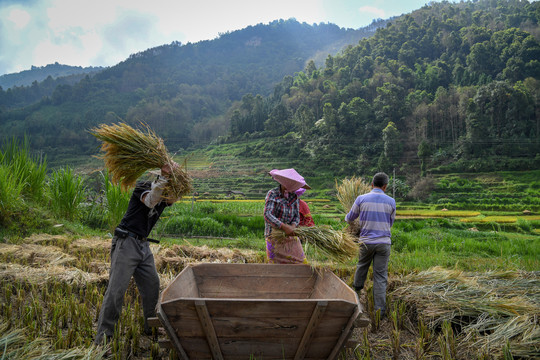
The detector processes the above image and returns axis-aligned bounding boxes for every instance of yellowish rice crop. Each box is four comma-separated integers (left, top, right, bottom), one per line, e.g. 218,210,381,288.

270,225,358,262
90,122,192,200
335,176,371,236
392,267,540,358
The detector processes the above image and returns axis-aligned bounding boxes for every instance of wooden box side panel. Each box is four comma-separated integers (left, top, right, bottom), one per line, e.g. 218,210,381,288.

192,263,318,299
160,299,357,359
161,266,198,302
310,270,356,302
306,302,358,359
160,300,211,358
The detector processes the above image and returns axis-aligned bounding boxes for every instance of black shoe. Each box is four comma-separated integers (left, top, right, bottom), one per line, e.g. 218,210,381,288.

94,334,112,346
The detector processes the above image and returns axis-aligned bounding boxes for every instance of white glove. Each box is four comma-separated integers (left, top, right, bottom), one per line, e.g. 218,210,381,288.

142,176,168,208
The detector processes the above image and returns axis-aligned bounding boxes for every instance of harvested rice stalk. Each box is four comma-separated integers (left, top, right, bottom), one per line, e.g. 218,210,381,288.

336,176,371,212
270,225,358,262
392,267,540,358
336,176,371,236
90,122,192,200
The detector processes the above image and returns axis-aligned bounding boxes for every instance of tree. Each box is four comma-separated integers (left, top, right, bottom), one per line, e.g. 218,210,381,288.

293,104,315,138
264,102,291,136
321,102,338,139
382,121,401,167
417,139,433,176
305,60,317,78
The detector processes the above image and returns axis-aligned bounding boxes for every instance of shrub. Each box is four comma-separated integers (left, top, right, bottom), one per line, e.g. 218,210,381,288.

0,164,25,223
48,166,86,220
407,176,436,201
103,172,131,231
1,136,47,201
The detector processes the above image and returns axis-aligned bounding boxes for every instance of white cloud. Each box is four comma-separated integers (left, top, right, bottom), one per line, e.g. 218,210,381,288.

358,6,385,19
7,8,31,29
0,0,445,75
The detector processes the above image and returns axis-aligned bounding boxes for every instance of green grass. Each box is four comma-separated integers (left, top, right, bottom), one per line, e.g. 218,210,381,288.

48,166,87,221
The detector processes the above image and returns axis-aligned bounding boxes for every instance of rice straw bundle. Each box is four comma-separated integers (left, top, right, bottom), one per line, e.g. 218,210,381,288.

90,122,192,200
270,225,358,262
336,176,371,235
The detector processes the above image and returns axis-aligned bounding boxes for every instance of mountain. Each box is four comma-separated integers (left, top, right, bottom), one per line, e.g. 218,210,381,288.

0,62,103,89
221,0,540,176
2,0,539,178
0,18,384,155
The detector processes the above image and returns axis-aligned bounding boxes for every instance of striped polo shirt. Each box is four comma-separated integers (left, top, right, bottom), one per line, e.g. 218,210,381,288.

345,188,396,244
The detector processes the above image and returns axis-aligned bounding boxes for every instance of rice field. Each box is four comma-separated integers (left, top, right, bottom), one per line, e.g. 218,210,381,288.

1,140,539,359
2,197,538,359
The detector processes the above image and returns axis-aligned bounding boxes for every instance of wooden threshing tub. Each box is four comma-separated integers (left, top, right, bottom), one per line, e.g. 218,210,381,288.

151,264,361,360
152,263,363,360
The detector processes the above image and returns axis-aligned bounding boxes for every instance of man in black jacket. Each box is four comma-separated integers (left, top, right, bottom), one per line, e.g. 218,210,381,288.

95,162,178,345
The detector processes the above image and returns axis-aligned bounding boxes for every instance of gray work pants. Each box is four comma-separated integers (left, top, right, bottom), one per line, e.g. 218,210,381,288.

95,235,160,344
353,243,391,316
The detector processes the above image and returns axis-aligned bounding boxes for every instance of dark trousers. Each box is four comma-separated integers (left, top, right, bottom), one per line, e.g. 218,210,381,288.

353,243,391,315
95,235,160,344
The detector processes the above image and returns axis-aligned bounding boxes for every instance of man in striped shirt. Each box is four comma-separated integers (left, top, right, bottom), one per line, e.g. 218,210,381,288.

345,172,396,317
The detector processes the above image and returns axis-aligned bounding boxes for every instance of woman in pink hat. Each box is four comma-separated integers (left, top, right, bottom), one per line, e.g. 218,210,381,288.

263,169,310,264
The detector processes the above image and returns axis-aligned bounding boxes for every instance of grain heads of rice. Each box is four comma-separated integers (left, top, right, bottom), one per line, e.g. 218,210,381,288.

90,122,192,200
270,225,358,262
335,176,371,236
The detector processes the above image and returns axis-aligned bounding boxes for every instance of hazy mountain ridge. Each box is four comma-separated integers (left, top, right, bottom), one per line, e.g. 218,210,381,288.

0,18,385,153
0,62,104,89
1,0,539,177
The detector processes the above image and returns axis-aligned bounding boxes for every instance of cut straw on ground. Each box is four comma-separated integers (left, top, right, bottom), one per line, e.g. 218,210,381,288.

392,267,540,358
270,225,359,262
90,122,192,200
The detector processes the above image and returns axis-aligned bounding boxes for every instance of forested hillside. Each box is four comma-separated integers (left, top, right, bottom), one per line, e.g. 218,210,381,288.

225,0,540,176
0,19,379,154
0,62,103,89
1,0,538,177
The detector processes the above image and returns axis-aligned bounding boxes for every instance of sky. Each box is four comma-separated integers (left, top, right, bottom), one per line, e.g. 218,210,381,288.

0,0,448,76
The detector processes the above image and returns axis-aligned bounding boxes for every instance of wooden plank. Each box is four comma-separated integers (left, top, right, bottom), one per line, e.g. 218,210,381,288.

178,334,343,359
147,316,161,328
158,339,173,349
199,289,313,300
161,266,198,302
304,336,350,359
172,338,213,359
294,301,328,360
310,271,356,302
161,313,349,340
157,304,190,360
196,276,315,299
191,263,315,279
327,304,360,360
219,338,299,358
195,299,224,360
161,299,355,320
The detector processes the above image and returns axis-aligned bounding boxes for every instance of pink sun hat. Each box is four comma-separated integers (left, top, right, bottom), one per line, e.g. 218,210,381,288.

269,168,311,192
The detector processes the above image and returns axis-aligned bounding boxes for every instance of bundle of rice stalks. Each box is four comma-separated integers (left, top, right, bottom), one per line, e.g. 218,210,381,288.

336,176,371,211
0,263,105,285
335,176,371,236
392,267,540,358
90,122,192,200
270,225,358,262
